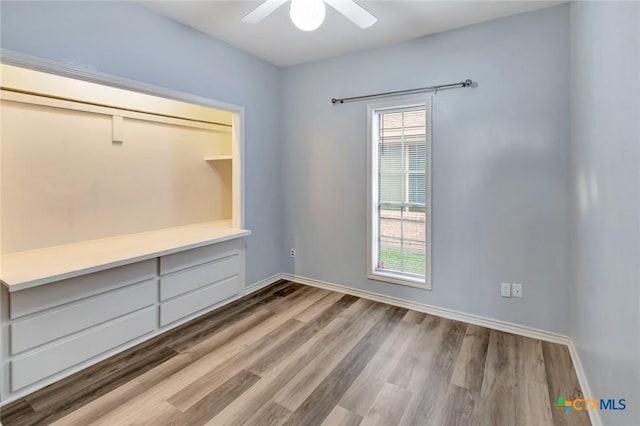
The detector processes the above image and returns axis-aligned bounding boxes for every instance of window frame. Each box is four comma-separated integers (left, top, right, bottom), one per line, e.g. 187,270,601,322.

366,97,432,290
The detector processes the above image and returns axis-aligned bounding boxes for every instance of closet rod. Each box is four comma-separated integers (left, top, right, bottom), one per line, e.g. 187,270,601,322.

331,79,473,104
0,87,232,128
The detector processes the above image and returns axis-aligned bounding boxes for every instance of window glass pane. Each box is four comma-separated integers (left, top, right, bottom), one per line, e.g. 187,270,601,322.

379,173,404,203
408,145,426,171
375,106,427,280
408,174,425,205
401,208,426,275
379,143,402,172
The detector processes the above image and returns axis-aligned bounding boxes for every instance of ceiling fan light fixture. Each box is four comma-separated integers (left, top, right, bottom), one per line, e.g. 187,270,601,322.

289,0,326,32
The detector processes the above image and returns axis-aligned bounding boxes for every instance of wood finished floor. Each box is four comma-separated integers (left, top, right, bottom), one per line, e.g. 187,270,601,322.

1,280,591,426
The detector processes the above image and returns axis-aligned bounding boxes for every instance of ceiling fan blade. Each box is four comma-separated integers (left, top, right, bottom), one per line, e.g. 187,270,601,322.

241,0,288,24
325,0,377,29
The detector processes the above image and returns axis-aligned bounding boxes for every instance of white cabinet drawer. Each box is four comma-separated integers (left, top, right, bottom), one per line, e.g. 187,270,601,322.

10,306,156,391
10,280,156,355
9,260,156,319
160,275,241,327
159,239,240,275
160,255,239,301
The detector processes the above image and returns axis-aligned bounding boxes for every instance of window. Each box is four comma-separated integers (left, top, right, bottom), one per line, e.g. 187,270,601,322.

367,98,431,289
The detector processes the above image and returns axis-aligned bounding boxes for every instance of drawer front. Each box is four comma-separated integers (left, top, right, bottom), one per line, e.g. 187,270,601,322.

11,307,155,391
160,255,239,301
11,280,156,355
159,239,241,275
160,275,241,327
10,260,156,319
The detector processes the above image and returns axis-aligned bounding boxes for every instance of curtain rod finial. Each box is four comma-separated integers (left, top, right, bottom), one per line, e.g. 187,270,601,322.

464,79,473,87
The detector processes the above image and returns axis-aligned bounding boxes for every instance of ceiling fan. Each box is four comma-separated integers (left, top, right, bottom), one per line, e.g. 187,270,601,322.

242,0,377,32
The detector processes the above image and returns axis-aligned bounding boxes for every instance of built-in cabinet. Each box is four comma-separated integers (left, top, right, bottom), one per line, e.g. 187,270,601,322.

159,240,244,326
0,64,249,404
1,237,246,398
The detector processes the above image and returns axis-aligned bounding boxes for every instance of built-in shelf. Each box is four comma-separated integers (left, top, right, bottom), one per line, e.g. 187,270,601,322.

205,155,232,161
0,220,251,292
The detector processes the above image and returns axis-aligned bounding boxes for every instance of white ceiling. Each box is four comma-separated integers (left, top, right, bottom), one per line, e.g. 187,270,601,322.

142,1,565,67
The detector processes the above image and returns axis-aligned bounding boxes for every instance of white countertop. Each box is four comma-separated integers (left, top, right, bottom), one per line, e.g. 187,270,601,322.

0,220,250,292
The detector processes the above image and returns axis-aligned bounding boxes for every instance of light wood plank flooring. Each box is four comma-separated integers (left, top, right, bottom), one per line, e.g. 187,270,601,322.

0,281,590,426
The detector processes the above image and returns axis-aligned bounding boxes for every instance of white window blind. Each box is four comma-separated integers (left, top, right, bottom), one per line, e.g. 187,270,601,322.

368,99,431,288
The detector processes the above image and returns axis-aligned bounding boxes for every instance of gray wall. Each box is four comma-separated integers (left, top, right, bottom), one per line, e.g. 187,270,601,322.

281,5,571,334
0,1,285,286
570,2,640,424
3,1,640,415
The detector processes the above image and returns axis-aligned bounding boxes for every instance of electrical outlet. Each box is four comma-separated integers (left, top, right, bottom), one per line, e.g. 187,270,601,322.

501,282,511,298
512,283,523,298
290,248,296,258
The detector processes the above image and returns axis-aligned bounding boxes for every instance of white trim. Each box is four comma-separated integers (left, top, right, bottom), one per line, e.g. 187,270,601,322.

296,270,598,423
367,271,426,290
282,273,570,345
0,49,246,228
0,49,239,112
232,112,245,229
0,272,284,407
0,271,597,418
367,97,432,290
568,339,603,426
283,274,599,424
244,273,283,296
1,296,239,406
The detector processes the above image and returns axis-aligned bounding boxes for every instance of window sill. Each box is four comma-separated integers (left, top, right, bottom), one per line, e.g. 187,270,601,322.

368,271,431,290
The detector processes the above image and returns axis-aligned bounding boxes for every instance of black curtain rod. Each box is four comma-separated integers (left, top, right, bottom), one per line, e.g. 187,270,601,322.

331,79,473,104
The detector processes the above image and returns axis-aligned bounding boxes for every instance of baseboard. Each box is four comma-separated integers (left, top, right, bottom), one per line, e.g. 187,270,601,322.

245,273,284,296
568,339,602,426
282,273,570,345
283,273,605,423
1,270,596,425
0,274,285,408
